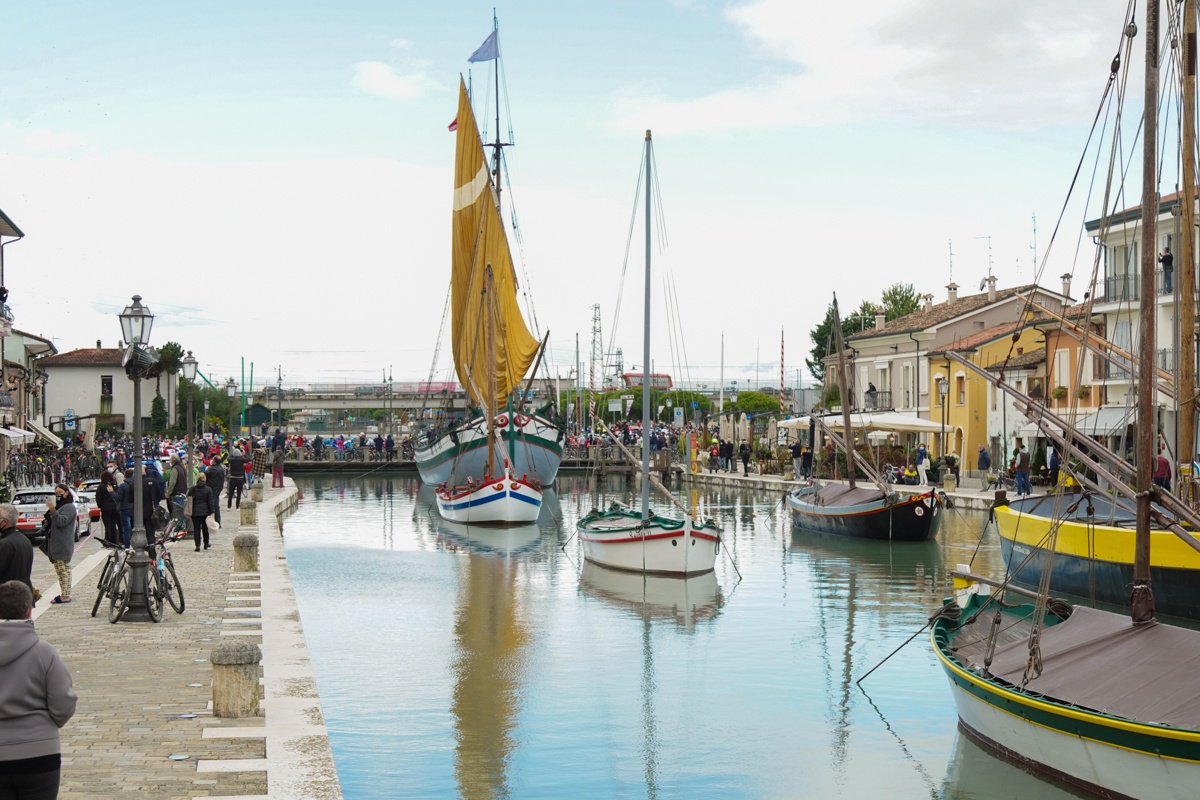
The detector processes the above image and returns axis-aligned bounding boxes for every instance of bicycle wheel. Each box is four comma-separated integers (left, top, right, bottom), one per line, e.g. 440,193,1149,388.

160,554,185,613
91,556,116,618
146,569,165,623
108,566,131,624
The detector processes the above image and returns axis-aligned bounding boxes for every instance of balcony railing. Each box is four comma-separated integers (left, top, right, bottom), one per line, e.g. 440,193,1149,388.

1103,270,1178,300
1158,348,1175,371
862,390,893,410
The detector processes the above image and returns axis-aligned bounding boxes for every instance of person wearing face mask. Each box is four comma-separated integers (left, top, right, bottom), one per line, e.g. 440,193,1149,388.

45,485,78,605
96,469,121,546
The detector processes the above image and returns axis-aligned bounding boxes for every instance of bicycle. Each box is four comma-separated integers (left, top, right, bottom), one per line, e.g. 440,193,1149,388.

90,539,129,618
151,529,187,614
108,543,167,624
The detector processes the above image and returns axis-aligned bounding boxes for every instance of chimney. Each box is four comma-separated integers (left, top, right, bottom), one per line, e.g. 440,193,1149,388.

923,293,934,311
874,307,886,329
946,282,959,302
96,340,101,349
1061,272,1072,299
986,275,997,302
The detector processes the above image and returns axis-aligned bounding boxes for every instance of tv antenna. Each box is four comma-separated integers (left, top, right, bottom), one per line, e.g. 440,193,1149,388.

976,235,993,290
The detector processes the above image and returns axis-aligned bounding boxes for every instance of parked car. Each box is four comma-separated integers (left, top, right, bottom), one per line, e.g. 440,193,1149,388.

13,487,93,542
75,478,103,521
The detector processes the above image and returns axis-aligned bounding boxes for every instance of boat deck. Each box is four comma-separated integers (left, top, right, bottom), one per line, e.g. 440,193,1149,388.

792,483,886,507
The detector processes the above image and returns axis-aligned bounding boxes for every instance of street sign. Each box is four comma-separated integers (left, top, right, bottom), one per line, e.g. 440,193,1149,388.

64,409,75,430
607,399,621,412
673,408,684,424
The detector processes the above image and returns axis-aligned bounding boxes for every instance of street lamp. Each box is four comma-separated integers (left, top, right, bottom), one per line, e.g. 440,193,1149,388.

226,378,237,442
118,295,155,618
938,377,950,458
181,350,198,488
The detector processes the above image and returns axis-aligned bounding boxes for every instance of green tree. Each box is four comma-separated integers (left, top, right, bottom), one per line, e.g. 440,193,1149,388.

806,301,869,383
729,390,781,415
881,282,921,320
150,394,168,432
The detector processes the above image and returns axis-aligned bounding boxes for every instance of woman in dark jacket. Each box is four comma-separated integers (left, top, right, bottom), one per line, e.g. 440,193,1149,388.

96,470,120,545
186,473,214,551
45,485,78,604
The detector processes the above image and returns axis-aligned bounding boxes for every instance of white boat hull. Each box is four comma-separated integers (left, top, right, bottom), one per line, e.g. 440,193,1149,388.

945,676,1199,800
436,468,542,525
415,412,564,486
577,510,719,576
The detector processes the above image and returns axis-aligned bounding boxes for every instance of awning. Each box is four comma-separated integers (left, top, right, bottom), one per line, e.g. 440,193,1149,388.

26,419,62,449
1017,419,1065,440
1074,406,1136,437
0,427,34,444
779,411,943,434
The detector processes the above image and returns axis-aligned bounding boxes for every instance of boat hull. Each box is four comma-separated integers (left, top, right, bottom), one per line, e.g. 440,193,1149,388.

935,631,1200,800
435,468,542,525
577,508,720,576
786,483,942,541
414,410,564,486
994,499,1200,619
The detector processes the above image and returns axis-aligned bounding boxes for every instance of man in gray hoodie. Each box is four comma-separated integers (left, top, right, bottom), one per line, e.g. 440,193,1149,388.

0,580,77,796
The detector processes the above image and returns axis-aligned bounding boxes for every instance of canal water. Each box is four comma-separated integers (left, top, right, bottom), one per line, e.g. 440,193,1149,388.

283,474,1086,800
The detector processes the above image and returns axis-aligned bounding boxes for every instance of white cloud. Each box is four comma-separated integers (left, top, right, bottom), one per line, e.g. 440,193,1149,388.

389,37,413,50
350,61,437,100
609,0,1133,134
24,129,87,151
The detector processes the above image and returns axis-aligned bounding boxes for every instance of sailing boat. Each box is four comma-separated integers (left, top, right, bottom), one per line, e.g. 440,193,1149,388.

576,131,721,577
422,24,561,523
931,6,1200,797
785,295,944,541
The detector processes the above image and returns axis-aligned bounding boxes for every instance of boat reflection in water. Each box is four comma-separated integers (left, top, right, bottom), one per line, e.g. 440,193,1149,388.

941,730,1092,799
443,515,544,800
579,562,723,630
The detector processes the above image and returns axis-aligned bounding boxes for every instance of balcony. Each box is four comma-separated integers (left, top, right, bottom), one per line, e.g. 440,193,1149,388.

1103,270,1179,301
1158,348,1175,371
862,390,893,411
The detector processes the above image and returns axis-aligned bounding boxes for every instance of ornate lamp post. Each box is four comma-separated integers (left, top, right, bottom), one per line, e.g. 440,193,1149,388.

119,295,154,614
181,351,198,488
226,378,237,443
938,377,950,459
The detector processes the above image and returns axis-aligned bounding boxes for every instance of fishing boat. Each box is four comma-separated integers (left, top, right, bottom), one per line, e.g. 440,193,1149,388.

932,7,1200,796
785,295,944,541
576,131,721,577
415,19,564,493
435,460,542,525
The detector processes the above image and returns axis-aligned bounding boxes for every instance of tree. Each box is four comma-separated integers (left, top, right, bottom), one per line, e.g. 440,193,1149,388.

728,390,781,415
881,282,921,320
150,394,168,432
806,301,869,383
150,340,185,426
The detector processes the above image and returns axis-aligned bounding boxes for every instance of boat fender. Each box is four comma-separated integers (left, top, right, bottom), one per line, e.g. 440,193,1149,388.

495,414,509,428
937,490,953,509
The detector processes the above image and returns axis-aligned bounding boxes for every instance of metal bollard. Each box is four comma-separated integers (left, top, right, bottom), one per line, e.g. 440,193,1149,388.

210,640,263,718
232,533,259,572
240,498,258,527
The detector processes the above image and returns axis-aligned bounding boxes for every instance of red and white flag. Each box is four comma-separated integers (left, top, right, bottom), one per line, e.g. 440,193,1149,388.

448,116,458,132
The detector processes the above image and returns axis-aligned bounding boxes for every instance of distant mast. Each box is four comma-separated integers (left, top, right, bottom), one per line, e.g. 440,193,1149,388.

641,129,652,520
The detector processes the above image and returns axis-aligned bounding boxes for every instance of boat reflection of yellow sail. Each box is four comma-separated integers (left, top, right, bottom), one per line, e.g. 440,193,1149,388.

451,550,529,800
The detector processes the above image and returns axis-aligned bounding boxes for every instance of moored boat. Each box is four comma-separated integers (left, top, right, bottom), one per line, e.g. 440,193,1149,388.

577,505,720,576
435,461,542,525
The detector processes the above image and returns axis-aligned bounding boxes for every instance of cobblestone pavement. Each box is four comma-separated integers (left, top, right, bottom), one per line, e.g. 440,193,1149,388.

30,506,268,800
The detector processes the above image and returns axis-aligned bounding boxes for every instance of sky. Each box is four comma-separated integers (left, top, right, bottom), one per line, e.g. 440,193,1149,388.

0,0,1167,396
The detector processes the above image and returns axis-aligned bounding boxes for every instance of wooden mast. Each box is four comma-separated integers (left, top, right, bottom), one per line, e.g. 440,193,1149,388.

642,130,653,520
1133,0,1160,624
830,295,857,490
485,265,496,481
1181,0,1197,492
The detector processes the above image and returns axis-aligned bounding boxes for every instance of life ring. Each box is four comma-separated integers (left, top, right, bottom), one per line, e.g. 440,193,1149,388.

495,414,509,428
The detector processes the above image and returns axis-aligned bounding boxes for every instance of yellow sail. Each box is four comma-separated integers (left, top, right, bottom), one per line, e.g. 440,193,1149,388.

451,78,539,410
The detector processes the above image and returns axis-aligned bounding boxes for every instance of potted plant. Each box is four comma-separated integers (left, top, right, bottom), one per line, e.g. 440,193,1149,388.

1051,386,1069,400
1077,386,1091,399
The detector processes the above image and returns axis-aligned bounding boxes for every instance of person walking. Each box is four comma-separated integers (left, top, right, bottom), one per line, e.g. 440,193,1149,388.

1154,447,1172,492
96,469,120,546
0,580,78,798
739,441,752,476
165,455,188,519
788,440,803,479
205,456,226,528
45,485,77,605
226,444,246,510
915,443,929,486
801,446,814,479
187,473,214,551
976,444,992,490
385,434,395,462
1015,445,1032,496
0,506,33,595
270,446,286,489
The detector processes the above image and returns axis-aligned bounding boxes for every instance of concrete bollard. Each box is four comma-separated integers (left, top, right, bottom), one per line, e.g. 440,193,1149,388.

240,498,258,527
250,482,264,502
210,641,262,718
232,533,259,572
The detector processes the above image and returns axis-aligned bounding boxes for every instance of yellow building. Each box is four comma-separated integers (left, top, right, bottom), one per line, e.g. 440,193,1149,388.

927,322,1046,465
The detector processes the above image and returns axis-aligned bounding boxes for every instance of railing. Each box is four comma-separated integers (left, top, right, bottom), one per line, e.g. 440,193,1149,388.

862,390,893,410
1104,270,1178,300
1158,348,1175,371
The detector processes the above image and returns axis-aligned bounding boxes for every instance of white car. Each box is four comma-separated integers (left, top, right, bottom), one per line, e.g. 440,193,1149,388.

13,487,93,542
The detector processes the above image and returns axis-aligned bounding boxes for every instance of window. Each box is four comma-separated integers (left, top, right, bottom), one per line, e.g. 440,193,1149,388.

956,375,965,405
1054,349,1069,388
101,375,113,397
901,364,912,409
990,383,997,411
973,321,985,330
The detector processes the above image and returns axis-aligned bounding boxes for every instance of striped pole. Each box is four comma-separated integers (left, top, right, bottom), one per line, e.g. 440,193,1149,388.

780,328,786,416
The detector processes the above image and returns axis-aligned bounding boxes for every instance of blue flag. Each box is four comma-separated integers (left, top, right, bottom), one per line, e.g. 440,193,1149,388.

468,30,498,62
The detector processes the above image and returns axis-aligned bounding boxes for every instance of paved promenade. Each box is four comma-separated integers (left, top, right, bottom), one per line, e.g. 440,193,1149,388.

26,480,341,800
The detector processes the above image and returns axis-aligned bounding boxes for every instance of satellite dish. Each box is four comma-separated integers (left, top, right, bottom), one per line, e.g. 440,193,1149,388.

979,277,988,291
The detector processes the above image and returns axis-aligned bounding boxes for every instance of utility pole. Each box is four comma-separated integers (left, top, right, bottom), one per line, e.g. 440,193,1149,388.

1180,0,1197,491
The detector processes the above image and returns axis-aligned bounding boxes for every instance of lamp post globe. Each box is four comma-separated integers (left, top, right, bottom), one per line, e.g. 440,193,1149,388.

117,295,155,620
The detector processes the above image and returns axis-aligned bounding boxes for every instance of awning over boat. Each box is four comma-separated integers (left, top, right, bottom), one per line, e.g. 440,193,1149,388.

779,411,943,434
1073,406,1135,437
26,419,62,449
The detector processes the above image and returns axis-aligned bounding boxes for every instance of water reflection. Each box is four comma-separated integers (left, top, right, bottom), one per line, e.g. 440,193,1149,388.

579,563,723,631
940,731,1093,799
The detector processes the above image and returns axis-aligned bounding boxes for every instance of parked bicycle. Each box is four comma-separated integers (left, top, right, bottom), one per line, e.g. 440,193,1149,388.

152,529,186,614
90,539,130,618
